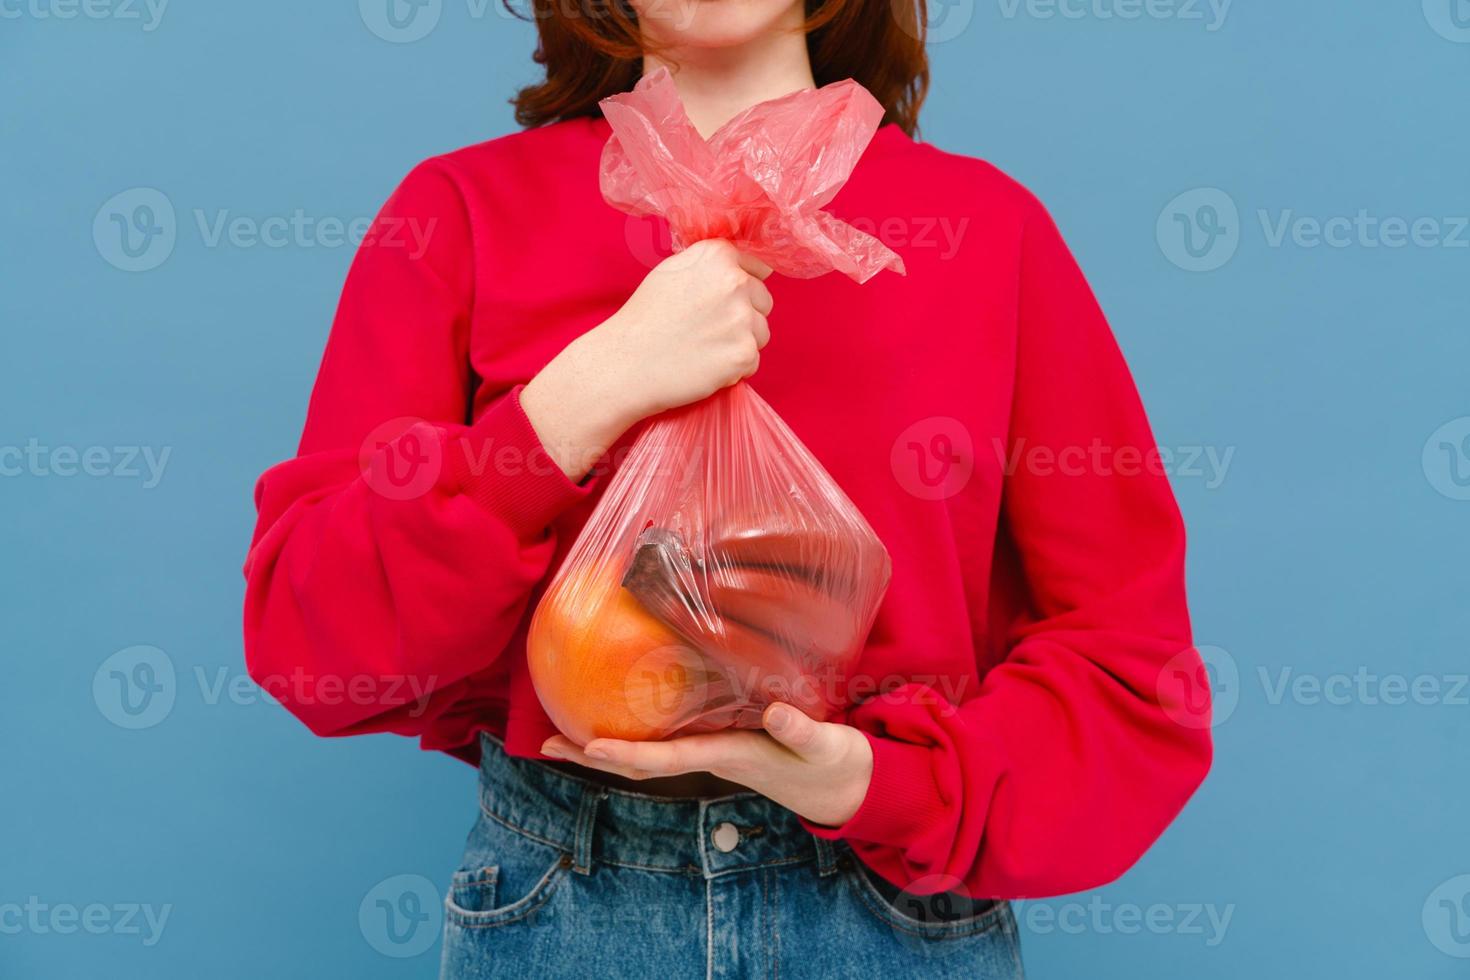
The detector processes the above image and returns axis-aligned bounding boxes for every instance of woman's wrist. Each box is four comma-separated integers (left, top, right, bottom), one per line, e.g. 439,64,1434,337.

521,328,647,481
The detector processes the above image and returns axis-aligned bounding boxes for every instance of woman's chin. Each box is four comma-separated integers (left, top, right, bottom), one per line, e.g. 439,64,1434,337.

639,0,802,52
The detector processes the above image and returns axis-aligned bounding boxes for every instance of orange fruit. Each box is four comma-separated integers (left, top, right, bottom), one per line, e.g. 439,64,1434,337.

527,567,717,745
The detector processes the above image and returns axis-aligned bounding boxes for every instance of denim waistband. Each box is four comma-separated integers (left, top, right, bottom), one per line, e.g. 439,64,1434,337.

476,733,841,881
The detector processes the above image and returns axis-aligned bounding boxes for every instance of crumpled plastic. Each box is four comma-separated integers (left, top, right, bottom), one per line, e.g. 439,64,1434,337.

527,69,901,746
599,67,906,282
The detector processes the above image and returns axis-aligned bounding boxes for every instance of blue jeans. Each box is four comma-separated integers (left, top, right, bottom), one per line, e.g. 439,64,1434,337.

440,734,1024,979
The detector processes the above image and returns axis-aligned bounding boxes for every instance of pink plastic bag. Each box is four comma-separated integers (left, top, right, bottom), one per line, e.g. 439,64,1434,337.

527,69,903,746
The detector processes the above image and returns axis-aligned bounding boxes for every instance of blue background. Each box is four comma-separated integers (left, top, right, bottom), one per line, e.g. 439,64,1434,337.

4,1,1467,977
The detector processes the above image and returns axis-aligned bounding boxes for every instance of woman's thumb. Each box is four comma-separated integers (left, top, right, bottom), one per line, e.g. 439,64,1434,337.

763,703,834,759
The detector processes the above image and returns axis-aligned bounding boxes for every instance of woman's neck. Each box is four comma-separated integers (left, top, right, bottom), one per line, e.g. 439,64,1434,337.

643,17,816,138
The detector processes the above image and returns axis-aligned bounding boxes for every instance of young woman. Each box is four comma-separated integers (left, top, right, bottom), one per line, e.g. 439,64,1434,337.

243,0,1213,974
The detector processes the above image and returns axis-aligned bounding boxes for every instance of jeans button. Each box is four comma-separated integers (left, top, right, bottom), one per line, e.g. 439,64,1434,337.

711,821,740,853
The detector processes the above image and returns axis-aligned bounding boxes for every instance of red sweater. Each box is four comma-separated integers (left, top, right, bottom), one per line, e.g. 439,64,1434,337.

242,116,1211,898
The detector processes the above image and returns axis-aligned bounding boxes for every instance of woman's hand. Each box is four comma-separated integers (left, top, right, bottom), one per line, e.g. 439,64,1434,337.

540,703,874,827
521,240,774,480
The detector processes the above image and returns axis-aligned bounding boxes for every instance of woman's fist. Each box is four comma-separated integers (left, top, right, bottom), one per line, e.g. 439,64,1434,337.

521,240,774,481
596,239,774,418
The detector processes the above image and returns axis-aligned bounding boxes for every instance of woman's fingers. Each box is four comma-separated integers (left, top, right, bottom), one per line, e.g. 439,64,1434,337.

746,278,774,318
749,313,771,351
545,731,769,783
540,718,870,825
539,735,583,760
762,704,847,764
588,733,749,778
762,703,819,755
541,737,655,781
737,252,773,280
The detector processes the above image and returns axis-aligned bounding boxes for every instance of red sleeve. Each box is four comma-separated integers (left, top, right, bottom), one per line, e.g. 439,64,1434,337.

804,200,1213,898
242,159,596,738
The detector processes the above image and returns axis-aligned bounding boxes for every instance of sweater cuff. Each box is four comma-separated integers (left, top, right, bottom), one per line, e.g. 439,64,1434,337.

449,385,598,537
801,732,949,847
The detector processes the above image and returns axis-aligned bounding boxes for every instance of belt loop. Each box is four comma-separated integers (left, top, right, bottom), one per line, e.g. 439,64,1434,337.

813,837,840,877
572,788,605,875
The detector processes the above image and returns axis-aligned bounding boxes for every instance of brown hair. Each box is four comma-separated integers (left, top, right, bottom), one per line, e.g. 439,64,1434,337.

507,0,930,136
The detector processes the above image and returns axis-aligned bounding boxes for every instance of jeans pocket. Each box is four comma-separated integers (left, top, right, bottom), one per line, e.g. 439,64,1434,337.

447,866,501,915
843,857,1011,942
444,806,574,930
444,853,570,929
